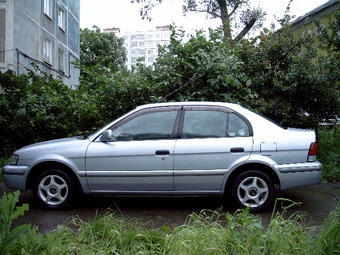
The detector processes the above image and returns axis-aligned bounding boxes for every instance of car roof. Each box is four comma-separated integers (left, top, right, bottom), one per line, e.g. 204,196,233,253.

136,101,244,111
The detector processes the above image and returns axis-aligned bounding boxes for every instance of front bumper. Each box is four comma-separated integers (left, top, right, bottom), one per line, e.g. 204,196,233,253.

2,165,29,191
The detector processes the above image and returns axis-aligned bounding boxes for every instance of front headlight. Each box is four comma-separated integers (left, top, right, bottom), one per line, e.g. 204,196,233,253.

9,154,19,165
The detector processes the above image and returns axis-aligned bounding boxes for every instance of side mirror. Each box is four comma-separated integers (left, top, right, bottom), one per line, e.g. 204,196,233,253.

100,130,113,142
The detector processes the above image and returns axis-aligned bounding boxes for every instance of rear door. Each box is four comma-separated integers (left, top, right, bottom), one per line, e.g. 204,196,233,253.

173,106,253,192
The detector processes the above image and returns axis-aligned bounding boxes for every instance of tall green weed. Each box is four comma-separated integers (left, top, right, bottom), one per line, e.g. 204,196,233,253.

0,191,44,254
1,191,340,254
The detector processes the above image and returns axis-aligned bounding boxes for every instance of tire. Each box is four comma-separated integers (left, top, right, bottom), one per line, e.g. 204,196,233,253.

231,170,275,213
33,169,75,209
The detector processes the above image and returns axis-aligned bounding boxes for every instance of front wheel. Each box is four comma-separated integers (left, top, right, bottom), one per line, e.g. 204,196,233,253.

33,169,75,209
231,170,275,213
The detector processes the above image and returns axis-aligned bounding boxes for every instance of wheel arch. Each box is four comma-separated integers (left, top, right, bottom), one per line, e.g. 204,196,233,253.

26,161,83,193
225,163,280,193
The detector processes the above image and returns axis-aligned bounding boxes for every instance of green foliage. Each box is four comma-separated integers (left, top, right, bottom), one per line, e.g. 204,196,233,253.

43,203,340,254
0,158,6,183
317,127,340,182
1,191,340,254
151,26,256,103
314,205,340,254
238,22,340,128
80,26,127,74
0,191,44,255
0,68,74,152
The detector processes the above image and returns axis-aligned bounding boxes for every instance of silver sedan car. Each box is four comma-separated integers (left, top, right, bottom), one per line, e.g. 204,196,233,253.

3,102,322,212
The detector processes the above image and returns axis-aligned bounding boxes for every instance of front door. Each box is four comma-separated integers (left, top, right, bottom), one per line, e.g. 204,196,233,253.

85,108,180,192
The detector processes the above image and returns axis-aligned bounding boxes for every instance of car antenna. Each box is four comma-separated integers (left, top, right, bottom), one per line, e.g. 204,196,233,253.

157,77,196,103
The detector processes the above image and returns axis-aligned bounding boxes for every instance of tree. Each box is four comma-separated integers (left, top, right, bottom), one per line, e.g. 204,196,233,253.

316,10,340,115
0,69,75,152
131,0,266,42
79,26,128,91
80,26,127,73
238,15,340,129
148,26,256,103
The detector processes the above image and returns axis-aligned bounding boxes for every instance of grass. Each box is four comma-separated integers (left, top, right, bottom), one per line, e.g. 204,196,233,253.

1,192,340,254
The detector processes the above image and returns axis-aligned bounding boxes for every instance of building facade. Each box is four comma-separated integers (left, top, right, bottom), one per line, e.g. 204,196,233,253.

291,0,339,38
104,26,197,70
0,0,80,88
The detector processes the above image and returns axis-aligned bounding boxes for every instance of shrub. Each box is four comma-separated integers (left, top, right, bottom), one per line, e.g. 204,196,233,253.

317,127,340,182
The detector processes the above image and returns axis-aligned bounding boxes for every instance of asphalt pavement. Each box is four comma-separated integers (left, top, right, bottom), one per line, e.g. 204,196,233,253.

1,182,339,233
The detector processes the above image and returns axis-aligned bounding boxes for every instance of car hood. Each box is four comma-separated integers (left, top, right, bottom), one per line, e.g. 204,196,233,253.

14,136,91,162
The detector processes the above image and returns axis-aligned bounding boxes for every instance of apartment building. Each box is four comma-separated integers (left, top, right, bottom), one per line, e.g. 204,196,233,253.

104,26,197,70
0,0,80,88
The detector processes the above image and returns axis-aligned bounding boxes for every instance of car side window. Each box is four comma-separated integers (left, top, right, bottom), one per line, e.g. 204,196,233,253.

227,113,250,137
182,110,250,139
112,111,178,141
182,110,227,138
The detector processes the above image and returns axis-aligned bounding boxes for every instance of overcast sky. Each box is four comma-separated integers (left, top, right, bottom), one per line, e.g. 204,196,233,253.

80,0,329,33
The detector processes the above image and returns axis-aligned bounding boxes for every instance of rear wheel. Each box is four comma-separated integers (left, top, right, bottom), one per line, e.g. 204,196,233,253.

33,169,75,209
232,170,275,213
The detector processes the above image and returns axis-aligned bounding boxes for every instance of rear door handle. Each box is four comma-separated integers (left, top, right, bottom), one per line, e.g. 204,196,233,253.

230,147,244,153
155,150,170,156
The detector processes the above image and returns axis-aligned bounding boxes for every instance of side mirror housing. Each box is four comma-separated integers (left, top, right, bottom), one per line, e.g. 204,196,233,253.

100,130,113,142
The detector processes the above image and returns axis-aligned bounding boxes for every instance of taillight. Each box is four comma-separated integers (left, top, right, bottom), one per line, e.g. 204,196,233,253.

307,142,317,162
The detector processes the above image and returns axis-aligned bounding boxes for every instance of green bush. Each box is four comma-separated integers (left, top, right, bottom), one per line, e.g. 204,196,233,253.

0,158,7,183
318,127,340,182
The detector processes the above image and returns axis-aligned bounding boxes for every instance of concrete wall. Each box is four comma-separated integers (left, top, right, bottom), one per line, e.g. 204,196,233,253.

0,0,80,88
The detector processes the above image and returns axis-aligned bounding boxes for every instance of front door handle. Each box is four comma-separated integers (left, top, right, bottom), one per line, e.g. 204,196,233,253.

155,150,170,156
230,147,244,153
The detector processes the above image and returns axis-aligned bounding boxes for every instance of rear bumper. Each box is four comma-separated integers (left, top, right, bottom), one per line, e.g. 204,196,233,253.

277,161,322,190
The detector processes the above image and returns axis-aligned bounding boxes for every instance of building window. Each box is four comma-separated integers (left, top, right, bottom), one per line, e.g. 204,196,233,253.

138,57,145,63
147,34,153,39
131,57,137,63
43,38,52,64
137,34,145,39
58,48,65,72
316,24,325,35
148,57,154,62
44,0,52,18
148,49,154,54
58,7,65,31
